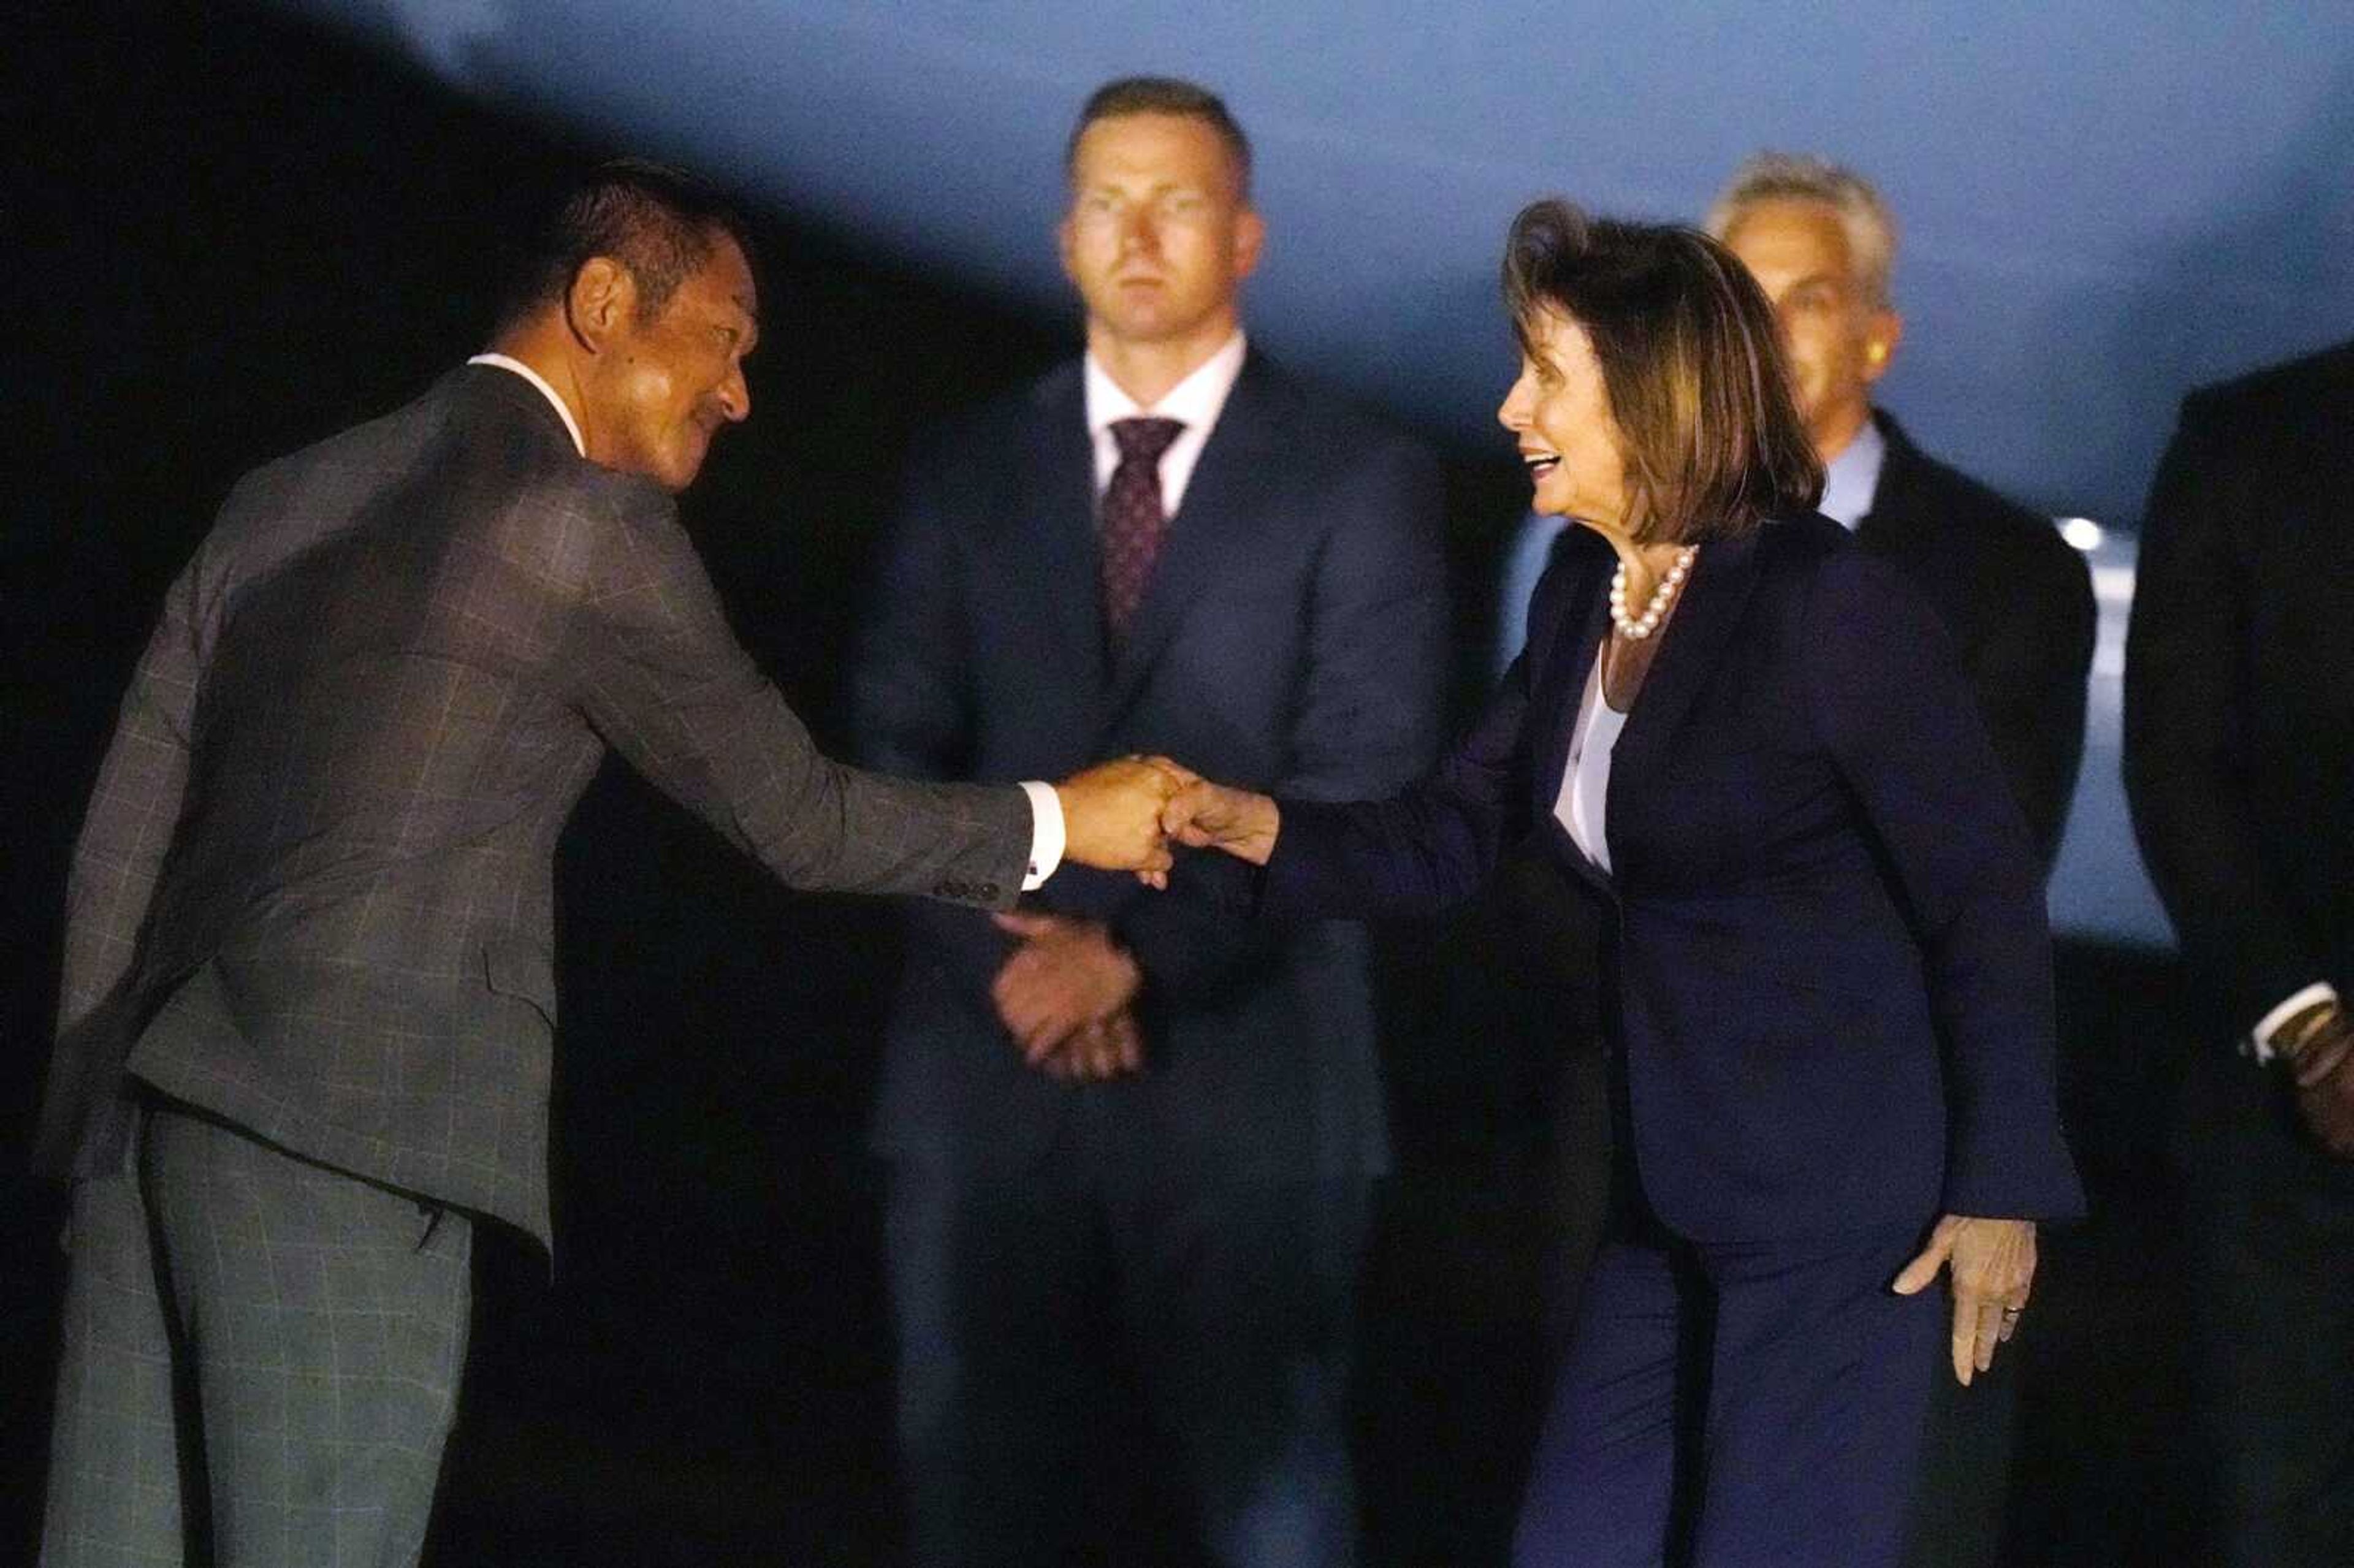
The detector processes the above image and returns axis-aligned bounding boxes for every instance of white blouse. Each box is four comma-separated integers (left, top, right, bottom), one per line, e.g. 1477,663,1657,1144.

1553,644,1628,874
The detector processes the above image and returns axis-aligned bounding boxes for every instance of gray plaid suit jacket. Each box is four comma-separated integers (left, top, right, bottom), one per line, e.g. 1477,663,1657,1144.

32,364,1033,1246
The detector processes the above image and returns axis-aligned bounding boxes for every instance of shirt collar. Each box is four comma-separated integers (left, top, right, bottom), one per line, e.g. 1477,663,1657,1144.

467,353,586,457
1817,413,1887,530
1083,330,1248,440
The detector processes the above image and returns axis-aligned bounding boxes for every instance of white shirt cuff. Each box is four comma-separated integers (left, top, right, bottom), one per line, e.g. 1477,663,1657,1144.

2249,981,2341,1062
1018,780,1065,891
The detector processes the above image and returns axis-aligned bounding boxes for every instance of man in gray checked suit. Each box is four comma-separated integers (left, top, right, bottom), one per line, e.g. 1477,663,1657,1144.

30,160,1179,1568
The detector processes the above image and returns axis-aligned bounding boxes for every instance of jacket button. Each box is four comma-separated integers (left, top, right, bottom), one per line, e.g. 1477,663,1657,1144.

979,883,1000,900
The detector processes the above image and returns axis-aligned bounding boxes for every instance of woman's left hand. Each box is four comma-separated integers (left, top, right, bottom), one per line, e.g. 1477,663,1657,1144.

1891,1214,2038,1387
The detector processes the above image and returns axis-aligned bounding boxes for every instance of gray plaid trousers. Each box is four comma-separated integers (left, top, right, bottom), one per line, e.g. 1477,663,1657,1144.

40,1106,473,1568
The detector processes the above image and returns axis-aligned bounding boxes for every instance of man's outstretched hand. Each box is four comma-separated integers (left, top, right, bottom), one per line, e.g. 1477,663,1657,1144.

1055,757,1188,878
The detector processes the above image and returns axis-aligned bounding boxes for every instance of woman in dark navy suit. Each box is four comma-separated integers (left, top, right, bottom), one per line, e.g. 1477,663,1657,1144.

1159,202,2083,1566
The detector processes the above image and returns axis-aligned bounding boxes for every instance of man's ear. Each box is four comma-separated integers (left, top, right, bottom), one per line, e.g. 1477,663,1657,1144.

1861,310,1904,387
1232,206,1266,283
565,256,636,353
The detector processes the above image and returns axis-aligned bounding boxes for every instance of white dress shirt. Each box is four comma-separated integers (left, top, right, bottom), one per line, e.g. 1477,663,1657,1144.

1817,415,1887,530
466,353,1067,888
1082,330,1247,513
1553,649,1626,876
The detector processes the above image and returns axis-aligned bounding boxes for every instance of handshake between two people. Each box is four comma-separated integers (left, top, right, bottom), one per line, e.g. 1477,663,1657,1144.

1002,759,1290,1085
1051,758,1286,883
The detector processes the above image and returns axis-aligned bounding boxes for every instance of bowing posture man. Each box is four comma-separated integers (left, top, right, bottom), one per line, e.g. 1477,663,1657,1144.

34,159,1176,1568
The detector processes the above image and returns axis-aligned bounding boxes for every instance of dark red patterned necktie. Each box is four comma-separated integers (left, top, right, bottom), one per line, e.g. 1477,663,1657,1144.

1100,416,1186,644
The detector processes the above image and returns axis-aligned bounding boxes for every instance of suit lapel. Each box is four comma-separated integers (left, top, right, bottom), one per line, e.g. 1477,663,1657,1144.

1023,369,1111,699
1605,527,1766,860
1851,411,1921,557
1105,354,1292,716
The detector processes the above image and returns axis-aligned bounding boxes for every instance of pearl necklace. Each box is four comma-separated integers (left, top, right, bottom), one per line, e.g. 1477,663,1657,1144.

1608,545,1697,641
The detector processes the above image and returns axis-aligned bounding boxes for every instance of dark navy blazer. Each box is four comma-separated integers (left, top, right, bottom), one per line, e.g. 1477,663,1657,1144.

852,351,1449,1183
1265,514,2084,1242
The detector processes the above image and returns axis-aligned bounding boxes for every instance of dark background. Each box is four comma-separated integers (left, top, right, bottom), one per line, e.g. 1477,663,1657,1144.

5,5,2206,1562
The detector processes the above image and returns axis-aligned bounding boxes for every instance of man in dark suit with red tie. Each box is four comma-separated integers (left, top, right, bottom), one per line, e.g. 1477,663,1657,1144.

851,78,1447,1567
2125,337,2354,1567
31,159,1177,1568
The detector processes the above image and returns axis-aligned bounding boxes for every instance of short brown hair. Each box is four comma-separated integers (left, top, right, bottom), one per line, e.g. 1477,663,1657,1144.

1503,199,1822,543
500,158,755,333
1065,76,1252,198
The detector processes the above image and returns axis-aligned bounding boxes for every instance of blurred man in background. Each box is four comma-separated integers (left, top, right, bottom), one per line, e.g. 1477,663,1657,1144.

853,77,1447,1567
1706,153,2094,867
2126,337,2354,1567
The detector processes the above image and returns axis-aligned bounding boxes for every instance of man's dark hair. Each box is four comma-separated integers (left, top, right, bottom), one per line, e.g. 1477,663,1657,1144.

499,158,755,331
1065,77,1252,197
1503,199,1823,544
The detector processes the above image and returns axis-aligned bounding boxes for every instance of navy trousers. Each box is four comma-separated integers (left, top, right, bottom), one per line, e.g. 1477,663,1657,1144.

886,1137,1369,1568
1513,1218,1943,1568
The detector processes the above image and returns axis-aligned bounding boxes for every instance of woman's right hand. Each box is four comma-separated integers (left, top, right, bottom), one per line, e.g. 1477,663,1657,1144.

1162,781,1282,867
1892,1213,2038,1385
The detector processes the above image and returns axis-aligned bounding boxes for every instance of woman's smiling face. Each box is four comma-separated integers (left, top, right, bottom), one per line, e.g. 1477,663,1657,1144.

1497,306,1631,530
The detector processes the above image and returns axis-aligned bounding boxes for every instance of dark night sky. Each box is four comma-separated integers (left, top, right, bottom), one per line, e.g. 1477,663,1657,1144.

285,0,2354,527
